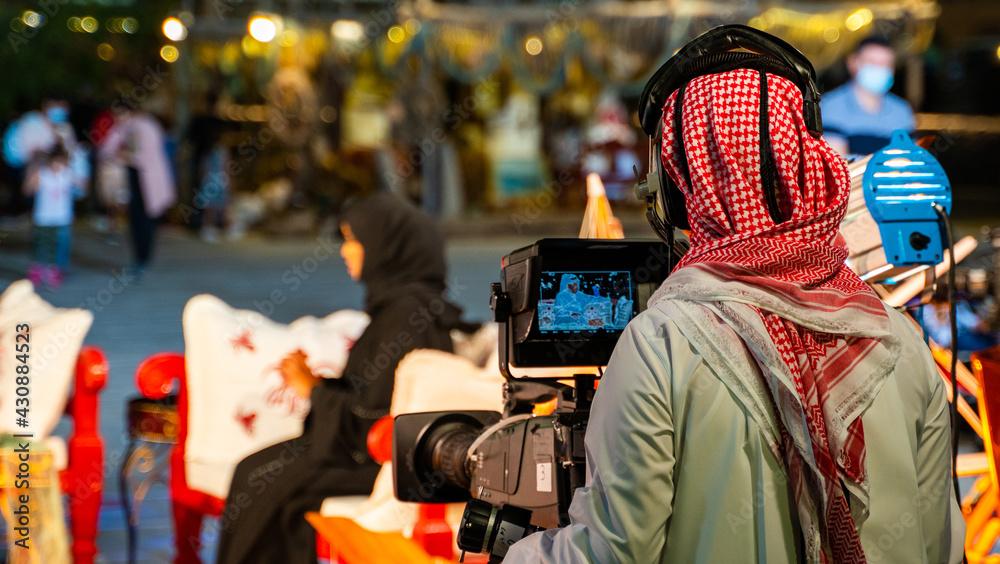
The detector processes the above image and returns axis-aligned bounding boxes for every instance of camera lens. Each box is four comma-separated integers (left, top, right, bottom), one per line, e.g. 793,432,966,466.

421,421,478,489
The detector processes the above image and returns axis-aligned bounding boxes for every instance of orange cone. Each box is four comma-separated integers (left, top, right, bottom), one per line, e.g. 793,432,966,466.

579,173,624,239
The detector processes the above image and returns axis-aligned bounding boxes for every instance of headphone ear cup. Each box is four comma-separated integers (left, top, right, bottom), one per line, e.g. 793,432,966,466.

803,99,823,138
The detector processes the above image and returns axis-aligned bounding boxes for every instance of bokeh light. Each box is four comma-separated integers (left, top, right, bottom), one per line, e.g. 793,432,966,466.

97,43,115,61
22,11,43,28
163,17,187,41
67,17,81,32
279,29,299,47
405,19,421,35
845,9,873,32
525,37,543,56
387,26,405,44
823,28,840,43
331,20,364,42
160,45,179,63
249,16,277,43
108,17,139,34
81,16,98,33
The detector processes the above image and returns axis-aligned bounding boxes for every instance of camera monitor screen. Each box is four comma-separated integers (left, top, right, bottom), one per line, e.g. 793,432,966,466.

538,271,635,333
498,239,680,370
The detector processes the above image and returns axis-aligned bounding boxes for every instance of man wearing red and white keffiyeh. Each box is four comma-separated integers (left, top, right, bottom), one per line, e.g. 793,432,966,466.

507,68,963,564
655,67,901,563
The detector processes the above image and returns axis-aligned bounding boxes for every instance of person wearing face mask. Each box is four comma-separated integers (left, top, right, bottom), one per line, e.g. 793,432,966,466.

2,93,89,211
820,35,915,158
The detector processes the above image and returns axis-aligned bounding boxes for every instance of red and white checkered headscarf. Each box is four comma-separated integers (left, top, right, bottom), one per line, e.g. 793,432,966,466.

652,68,900,562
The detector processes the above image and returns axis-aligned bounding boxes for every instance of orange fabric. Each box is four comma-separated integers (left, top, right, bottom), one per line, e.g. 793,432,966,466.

307,513,489,564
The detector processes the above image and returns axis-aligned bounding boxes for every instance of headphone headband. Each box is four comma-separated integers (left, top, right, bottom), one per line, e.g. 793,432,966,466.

634,24,821,240
638,24,822,138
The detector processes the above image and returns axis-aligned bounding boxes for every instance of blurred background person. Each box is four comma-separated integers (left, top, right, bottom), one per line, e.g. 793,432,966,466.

86,99,127,239
194,123,232,243
3,92,89,212
921,281,1000,363
821,36,915,157
99,104,177,276
23,142,82,289
92,107,130,244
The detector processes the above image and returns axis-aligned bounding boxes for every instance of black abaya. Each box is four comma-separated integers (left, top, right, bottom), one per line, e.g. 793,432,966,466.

216,193,462,564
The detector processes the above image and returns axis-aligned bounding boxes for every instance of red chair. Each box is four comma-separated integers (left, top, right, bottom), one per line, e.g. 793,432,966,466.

963,346,1000,563
58,345,108,564
135,352,221,564
136,352,478,564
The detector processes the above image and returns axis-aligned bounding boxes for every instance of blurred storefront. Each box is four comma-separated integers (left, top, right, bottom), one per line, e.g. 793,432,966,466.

158,0,945,229
1,0,959,229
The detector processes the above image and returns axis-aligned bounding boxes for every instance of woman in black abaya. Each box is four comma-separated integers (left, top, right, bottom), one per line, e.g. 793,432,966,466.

216,192,463,564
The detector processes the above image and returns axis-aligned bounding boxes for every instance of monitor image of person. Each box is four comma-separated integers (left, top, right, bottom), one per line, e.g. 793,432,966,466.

554,273,595,327
540,272,633,332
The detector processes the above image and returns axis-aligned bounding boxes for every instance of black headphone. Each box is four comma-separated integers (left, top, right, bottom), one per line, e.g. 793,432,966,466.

634,24,823,239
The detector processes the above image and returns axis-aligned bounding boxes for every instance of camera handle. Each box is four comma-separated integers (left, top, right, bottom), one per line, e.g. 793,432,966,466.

500,374,595,417
491,282,517,382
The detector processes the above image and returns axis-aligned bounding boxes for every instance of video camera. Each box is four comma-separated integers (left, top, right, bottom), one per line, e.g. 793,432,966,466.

392,238,683,562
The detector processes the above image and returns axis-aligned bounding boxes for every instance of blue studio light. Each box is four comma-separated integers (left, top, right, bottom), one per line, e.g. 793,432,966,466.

862,129,952,267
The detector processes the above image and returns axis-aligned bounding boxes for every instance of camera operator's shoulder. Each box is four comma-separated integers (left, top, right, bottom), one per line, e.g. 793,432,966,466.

883,303,921,340
883,304,940,399
615,302,693,365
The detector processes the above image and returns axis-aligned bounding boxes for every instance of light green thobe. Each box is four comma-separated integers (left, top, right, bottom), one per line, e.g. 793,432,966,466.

506,303,965,563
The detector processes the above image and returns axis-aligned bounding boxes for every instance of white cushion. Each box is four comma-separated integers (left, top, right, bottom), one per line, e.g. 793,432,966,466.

450,323,499,368
0,280,92,438
181,294,369,499
388,349,505,417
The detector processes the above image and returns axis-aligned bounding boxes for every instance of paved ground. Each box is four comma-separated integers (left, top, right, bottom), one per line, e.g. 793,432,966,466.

0,214,554,563
0,201,997,562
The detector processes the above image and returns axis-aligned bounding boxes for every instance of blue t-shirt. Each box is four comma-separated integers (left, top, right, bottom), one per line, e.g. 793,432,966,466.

820,83,915,156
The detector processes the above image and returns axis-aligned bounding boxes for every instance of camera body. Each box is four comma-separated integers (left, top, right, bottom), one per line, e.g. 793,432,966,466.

392,238,680,561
